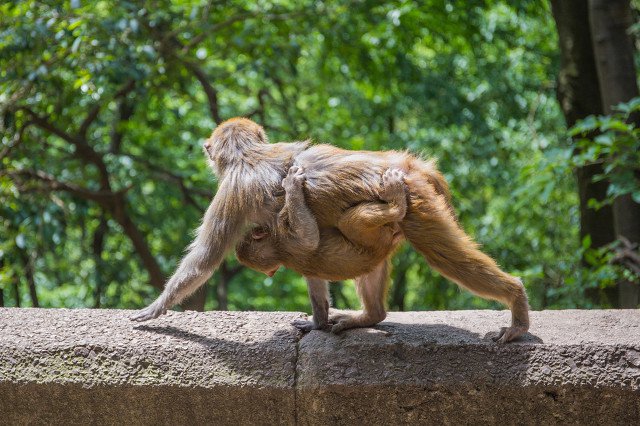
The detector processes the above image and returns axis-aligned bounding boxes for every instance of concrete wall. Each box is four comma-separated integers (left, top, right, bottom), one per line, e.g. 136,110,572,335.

0,308,638,425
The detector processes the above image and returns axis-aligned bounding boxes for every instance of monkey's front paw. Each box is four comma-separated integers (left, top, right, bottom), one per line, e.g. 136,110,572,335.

291,318,330,333
282,166,305,192
492,326,528,343
380,168,406,202
130,301,167,322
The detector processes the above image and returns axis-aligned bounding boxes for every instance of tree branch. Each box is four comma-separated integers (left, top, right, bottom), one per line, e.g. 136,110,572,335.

182,12,257,51
183,10,307,52
123,153,211,211
6,168,165,290
9,79,168,292
79,79,136,140
0,120,33,160
6,169,122,204
180,58,222,124
139,16,222,124
21,107,77,145
19,107,111,188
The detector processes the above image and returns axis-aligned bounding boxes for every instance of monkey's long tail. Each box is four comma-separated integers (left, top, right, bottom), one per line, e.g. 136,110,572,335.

400,180,529,323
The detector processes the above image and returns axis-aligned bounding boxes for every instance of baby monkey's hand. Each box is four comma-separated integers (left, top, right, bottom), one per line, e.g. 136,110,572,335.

282,166,306,193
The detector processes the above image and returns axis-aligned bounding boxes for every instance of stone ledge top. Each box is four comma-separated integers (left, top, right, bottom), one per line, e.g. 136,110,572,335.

1,308,639,390
0,308,302,388
2,308,639,424
297,310,640,390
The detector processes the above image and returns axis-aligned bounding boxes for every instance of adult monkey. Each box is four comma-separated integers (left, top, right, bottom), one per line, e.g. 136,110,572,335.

131,118,529,343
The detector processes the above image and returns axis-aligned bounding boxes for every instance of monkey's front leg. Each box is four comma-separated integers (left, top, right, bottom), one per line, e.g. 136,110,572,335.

330,259,390,333
131,179,247,322
291,277,332,332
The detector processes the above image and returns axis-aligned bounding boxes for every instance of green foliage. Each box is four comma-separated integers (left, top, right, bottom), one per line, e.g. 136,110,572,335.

560,98,640,295
570,97,640,207
0,0,591,312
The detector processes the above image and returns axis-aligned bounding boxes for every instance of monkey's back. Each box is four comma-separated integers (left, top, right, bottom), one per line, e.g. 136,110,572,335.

284,144,449,279
295,145,414,226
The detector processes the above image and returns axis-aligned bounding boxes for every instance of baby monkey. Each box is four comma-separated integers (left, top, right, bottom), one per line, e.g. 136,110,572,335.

236,166,407,331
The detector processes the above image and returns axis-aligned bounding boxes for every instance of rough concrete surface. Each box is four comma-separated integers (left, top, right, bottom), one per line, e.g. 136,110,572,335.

0,308,302,425
297,310,640,425
1,308,639,425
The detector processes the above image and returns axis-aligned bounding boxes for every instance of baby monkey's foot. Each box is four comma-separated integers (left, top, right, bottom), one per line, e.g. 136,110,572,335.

282,166,305,193
380,168,406,203
291,318,331,333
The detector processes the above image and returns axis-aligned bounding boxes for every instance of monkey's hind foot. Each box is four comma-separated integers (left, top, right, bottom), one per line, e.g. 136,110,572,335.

329,312,384,334
492,325,528,344
380,168,407,203
291,318,331,333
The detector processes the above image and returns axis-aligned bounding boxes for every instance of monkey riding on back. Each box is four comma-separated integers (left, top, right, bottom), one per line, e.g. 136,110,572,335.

131,118,529,343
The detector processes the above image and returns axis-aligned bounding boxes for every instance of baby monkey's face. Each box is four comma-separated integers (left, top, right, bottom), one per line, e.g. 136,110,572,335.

235,226,281,277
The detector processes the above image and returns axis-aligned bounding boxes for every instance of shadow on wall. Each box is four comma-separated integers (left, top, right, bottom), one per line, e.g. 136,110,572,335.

135,317,543,351
134,315,544,388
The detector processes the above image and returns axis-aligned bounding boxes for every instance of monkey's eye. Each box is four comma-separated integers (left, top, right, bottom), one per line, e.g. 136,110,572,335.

251,227,268,240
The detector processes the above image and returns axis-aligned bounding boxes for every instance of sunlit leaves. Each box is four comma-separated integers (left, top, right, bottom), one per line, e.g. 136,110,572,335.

570,97,640,205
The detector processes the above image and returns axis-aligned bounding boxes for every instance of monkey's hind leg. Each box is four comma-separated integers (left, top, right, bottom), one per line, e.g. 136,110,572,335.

292,277,332,332
330,260,390,334
402,186,529,343
492,277,529,343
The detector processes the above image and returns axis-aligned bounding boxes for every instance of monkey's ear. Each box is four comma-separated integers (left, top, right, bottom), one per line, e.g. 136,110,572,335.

256,126,268,143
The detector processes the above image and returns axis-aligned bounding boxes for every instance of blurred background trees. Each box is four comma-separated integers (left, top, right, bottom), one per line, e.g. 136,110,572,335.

1,0,638,312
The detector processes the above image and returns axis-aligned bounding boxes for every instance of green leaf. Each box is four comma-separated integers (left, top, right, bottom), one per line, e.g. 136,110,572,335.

15,234,25,249
569,115,599,136
594,133,613,146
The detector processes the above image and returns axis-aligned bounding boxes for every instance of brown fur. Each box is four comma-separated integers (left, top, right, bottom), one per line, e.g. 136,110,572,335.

236,166,407,333
131,117,529,343
236,167,406,282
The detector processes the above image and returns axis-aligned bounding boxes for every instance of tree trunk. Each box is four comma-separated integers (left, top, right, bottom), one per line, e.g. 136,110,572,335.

390,256,410,311
216,262,230,311
589,0,640,308
18,250,39,308
108,196,165,290
92,216,108,308
182,286,207,312
329,281,350,309
216,279,228,311
551,0,615,249
550,0,617,305
590,0,640,113
12,275,20,307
